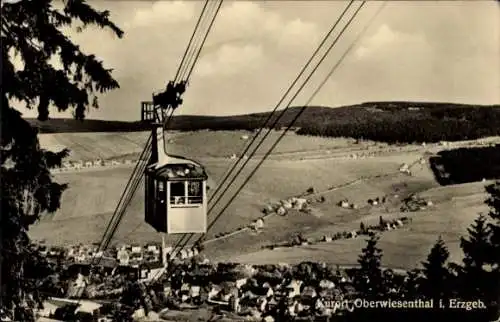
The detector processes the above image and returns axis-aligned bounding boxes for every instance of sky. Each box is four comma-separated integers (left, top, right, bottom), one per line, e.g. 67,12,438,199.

18,0,500,120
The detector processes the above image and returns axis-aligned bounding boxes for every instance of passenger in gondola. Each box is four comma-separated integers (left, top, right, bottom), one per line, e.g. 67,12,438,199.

172,81,186,110
166,81,175,93
173,97,183,109
154,81,175,109
166,81,178,108
175,81,187,95
154,80,187,110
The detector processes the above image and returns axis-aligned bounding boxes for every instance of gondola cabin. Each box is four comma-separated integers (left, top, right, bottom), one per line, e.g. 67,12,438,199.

144,111,208,234
145,157,208,234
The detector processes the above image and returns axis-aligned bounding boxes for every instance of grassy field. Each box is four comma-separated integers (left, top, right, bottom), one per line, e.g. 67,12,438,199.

30,130,495,271
30,154,414,243
38,130,362,161
223,181,491,270
38,131,149,161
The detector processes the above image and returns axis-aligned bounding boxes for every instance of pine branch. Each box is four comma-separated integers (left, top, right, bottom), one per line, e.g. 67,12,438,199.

2,0,122,120
63,0,124,38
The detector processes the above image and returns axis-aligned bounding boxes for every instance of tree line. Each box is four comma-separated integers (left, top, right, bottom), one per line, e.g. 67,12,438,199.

296,116,500,144
430,146,500,185
29,105,500,147
173,105,500,145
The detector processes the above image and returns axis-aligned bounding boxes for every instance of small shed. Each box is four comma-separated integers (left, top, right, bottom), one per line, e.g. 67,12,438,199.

281,199,293,209
276,207,287,216
131,245,142,254
254,218,264,229
338,200,350,208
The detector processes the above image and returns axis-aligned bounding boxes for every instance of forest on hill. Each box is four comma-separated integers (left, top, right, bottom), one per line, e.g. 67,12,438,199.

430,145,500,185
28,101,500,144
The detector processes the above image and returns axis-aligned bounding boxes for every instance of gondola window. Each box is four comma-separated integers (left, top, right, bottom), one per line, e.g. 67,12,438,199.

188,181,202,204
157,180,165,204
170,182,186,204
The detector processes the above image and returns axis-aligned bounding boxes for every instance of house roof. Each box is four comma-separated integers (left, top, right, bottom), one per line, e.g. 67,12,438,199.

36,318,64,322
46,298,102,314
244,290,258,298
98,257,118,268
210,284,222,293
268,298,278,305
75,301,102,313
319,280,335,289
319,288,342,299
301,286,317,297
129,253,143,259
140,262,164,270
148,156,207,181
252,286,273,296
287,280,302,289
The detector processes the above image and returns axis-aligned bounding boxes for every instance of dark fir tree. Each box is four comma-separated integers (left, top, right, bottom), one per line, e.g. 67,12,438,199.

1,0,122,320
114,280,142,322
401,268,423,299
461,214,491,270
458,214,493,299
355,234,385,298
485,182,500,319
485,183,500,268
420,236,451,301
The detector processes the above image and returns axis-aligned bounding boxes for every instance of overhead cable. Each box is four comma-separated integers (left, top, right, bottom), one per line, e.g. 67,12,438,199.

156,2,368,281
198,0,367,243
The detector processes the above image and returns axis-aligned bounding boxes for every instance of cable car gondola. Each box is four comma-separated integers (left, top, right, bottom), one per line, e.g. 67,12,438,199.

141,101,208,234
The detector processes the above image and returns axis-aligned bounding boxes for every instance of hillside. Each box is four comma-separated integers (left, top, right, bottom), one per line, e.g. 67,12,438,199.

29,130,499,270
28,118,149,133
28,102,500,144
37,130,363,162
30,147,433,252
221,181,492,270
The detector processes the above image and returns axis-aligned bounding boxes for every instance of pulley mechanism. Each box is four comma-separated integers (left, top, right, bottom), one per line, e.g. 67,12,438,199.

152,80,187,111
142,80,187,124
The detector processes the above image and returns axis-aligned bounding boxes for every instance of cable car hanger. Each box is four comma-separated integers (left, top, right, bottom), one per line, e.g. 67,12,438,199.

141,0,224,236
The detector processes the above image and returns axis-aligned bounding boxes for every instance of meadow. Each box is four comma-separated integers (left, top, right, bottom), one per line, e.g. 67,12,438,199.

29,130,499,270
221,181,491,270
37,130,360,162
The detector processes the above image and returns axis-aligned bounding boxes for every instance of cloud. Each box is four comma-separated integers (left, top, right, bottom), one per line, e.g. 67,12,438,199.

354,24,427,60
127,1,195,28
215,2,279,38
276,18,320,50
88,1,321,81
195,43,264,77
311,22,438,105
214,2,320,52
187,2,321,80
